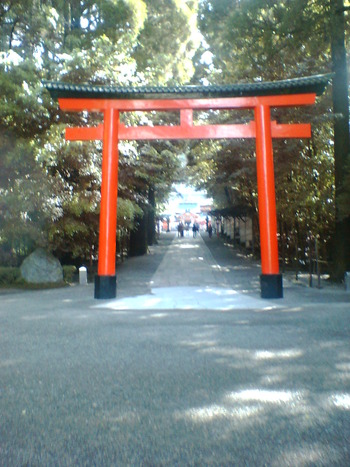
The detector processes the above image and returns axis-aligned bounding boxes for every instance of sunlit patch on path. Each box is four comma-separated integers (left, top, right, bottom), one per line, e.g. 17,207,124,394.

94,286,277,311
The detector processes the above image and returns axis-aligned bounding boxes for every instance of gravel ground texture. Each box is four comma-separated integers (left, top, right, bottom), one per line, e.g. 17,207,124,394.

1,232,349,466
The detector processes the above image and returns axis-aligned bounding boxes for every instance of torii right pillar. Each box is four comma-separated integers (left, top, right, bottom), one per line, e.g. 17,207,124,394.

255,103,283,298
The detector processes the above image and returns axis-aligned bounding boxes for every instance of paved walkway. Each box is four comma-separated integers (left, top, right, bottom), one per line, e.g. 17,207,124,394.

99,232,265,311
1,232,349,466
104,231,348,311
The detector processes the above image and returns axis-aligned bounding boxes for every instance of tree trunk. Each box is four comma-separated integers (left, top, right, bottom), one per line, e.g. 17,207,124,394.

70,0,81,32
330,0,350,280
129,209,148,257
147,187,156,246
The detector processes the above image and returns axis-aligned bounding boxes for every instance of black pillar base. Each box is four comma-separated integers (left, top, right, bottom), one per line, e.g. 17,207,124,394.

260,274,283,299
94,275,117,299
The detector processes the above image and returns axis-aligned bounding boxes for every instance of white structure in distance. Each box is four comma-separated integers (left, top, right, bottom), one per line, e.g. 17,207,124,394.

160,184,213,231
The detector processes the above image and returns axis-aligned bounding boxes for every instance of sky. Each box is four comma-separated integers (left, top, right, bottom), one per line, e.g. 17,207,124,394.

162,183,212,215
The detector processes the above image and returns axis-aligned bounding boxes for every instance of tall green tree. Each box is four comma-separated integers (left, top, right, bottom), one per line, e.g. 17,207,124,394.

0,0,201,265
133,0,200,84
192,0,349,274
330,0,350,280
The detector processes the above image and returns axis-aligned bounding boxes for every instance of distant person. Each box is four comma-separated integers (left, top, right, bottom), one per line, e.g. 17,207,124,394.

208,223,213,238
192,223,198,238
178,222,184,237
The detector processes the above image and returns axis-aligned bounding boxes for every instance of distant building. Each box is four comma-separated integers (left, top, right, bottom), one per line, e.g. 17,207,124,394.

200,205,212,214
178,202,198,212
159,184,213,231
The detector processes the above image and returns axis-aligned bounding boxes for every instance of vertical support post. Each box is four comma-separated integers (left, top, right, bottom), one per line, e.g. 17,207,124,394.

180,109,193,127
94,108,119,299
255,104,283,298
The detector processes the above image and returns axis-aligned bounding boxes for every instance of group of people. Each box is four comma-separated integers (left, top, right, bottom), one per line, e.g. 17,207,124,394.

177,222,191,237
177,221,203,238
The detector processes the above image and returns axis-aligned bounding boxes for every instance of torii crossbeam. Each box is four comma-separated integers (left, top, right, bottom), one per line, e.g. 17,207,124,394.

44,74,331,300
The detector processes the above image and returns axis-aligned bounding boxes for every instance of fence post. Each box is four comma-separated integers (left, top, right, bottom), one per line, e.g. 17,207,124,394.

79,266,88,285
315,236,321,288
308,234,313,288
345,272,350,292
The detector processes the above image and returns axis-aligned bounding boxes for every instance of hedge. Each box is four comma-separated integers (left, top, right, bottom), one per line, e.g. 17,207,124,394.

0,267,22,285
62,265,77,283
0,265,77,285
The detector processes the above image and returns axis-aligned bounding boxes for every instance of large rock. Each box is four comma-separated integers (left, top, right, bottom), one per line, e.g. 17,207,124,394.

20,248,63,284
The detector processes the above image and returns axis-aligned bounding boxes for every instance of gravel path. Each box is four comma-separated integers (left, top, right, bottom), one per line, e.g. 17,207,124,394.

1,232,349,465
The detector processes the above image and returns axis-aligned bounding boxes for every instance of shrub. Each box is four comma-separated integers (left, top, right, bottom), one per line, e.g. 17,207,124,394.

63,265,77,283
0,267,22,285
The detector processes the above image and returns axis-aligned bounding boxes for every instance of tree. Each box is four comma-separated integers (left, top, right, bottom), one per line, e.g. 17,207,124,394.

191,0,349,275
330,0,350,280
0,0,201,266
121,141,182,254
133,0,200,84
0,8,55,264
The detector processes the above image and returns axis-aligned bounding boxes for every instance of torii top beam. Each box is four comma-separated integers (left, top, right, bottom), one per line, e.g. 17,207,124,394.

44,74,332,143
44,74,331,101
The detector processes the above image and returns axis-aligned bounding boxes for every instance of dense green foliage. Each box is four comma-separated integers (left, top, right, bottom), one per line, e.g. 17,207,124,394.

0,0,194,266
186,0,350,274
0,266,22,285
0,0,349,277
62,264,77,283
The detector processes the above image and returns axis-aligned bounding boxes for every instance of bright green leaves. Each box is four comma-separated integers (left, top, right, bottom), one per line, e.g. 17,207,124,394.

133,0,200,84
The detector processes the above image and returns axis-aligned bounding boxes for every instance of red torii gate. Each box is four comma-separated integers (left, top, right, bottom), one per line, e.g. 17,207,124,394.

44,74,331,299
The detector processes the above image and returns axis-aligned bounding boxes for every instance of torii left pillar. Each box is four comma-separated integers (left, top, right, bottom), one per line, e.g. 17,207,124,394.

94,108,119,299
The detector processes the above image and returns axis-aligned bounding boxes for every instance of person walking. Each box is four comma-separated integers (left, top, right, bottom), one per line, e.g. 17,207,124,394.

178,222,184,238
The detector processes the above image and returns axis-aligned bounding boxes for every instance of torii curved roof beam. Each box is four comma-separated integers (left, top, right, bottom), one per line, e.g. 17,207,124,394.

44,73,332,100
